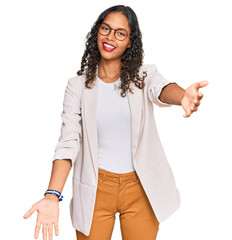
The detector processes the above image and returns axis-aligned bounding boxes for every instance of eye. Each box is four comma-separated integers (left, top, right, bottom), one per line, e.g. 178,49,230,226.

117,31,126,37
101,26,108,30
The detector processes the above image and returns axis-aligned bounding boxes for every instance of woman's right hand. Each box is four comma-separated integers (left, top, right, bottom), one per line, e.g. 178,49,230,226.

23,195,59,240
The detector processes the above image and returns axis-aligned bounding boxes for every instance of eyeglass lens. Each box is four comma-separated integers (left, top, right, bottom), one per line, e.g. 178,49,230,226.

98,23,128,41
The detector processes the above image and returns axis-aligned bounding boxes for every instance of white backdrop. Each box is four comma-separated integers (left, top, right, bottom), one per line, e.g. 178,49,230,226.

1,0,231,239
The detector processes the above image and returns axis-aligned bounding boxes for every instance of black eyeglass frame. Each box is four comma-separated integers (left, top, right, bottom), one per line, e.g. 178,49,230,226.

97,23,131,41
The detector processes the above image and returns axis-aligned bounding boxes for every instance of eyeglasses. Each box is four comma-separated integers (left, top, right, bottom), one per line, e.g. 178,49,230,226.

97,23,131,41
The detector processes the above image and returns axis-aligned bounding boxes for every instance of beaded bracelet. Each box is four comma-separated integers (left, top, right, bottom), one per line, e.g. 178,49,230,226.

44,189,64,201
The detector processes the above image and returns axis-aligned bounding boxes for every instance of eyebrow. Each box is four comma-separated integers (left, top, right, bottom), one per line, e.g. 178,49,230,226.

102,22,128,31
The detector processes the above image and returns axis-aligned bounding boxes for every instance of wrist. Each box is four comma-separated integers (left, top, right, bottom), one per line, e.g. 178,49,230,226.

44,189,64,202
180,91,185,105
44,194,59,202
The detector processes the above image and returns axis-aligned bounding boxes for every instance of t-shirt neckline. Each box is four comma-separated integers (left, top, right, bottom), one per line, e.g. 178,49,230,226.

97,76,120,85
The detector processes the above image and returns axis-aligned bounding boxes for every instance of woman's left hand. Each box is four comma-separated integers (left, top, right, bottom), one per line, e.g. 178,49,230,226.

181,80,209,118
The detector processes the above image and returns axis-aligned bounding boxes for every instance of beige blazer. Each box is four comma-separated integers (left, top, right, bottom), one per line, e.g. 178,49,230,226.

52,64,181,236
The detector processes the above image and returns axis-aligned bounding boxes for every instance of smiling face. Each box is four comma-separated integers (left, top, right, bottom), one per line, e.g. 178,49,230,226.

97,11,132,61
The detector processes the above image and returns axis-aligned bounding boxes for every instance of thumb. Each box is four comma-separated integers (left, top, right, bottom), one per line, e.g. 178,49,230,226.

23,204,37,219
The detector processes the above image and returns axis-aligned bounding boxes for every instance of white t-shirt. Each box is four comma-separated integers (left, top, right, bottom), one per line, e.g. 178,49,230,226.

96,76,135,174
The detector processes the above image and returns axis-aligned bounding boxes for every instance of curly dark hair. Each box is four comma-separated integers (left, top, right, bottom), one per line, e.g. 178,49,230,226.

76,5,147,97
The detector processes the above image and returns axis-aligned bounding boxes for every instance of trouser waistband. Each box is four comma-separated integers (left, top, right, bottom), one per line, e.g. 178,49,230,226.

98,168,139,183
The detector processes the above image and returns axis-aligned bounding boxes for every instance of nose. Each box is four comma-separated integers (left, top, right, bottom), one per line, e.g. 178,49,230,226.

106,29,116,42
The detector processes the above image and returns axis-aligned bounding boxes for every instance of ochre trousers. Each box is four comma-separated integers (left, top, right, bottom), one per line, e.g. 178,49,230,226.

76,168,160,240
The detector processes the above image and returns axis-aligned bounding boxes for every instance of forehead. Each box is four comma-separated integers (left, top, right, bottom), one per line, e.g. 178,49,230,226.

103,12,130,31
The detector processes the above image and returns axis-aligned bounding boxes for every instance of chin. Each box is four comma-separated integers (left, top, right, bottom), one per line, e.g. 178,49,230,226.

99,51,117,60
101,55,117,61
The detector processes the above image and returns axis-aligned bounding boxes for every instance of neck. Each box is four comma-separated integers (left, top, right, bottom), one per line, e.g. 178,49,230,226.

98,58,123,78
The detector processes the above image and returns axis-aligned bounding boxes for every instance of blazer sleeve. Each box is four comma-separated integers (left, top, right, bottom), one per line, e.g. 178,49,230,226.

146,64,176,107
52,77,82,167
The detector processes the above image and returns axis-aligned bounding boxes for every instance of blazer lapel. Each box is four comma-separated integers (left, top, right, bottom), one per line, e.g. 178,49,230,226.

83,73,143,177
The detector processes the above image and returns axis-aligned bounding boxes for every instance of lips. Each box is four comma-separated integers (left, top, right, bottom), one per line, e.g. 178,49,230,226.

102,42,116,52
104,42,116,47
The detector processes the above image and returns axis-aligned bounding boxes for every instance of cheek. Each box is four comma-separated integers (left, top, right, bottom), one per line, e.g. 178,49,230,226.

118,42,130,52
97,34,103,47
97,39,100,49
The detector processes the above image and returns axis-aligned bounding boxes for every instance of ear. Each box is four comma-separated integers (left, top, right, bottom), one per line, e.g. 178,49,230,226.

127,41,131,48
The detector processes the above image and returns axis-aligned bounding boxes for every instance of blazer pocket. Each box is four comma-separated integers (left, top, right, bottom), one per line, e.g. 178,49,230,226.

72,177,95,189
149,157,166,172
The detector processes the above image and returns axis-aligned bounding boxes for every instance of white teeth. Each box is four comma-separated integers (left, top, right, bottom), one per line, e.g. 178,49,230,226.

103,43,115,49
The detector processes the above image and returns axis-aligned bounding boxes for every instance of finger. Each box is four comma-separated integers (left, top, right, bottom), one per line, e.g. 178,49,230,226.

42,223,48,240
193,80,209,90
198,80,209,89
183,107,192,118
195,100,201,107
184,113,191,118
48,223,53,240
34,218,41,239
197,92,204,100
200,80,209,87
23,204,37,219
54,221,59,236
190,103,199,112
192,97,200,107
193,95,202,106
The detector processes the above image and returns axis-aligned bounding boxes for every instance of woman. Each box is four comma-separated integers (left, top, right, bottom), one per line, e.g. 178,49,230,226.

23,5,208,240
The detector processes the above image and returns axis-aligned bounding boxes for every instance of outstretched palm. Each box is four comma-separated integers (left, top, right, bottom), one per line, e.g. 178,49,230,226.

23,198,59,240
181,80,208,118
